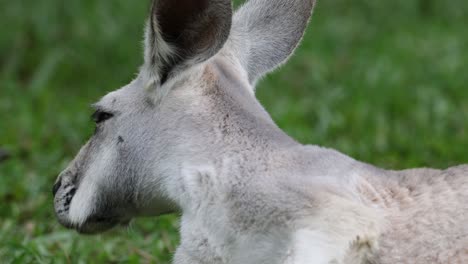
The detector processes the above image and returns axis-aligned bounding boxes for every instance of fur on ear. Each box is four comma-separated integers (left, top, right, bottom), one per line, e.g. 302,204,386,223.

231,0,316,84
144,0,233,85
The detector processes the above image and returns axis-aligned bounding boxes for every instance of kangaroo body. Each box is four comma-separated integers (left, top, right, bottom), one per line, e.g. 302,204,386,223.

53,0,468,263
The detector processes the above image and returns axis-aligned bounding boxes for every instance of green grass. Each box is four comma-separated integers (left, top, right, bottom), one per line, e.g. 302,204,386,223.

1,0,467,262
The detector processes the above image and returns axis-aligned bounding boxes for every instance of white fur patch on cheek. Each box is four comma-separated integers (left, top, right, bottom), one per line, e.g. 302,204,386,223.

68,147,115,226
68,175,98,225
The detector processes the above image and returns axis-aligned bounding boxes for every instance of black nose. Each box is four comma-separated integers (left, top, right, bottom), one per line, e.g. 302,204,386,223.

53,178,62,197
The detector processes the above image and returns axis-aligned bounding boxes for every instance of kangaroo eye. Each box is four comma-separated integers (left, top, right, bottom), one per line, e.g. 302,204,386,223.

92,110,114,124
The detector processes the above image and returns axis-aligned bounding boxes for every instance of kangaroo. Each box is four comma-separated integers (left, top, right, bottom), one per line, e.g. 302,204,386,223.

53,0,468,263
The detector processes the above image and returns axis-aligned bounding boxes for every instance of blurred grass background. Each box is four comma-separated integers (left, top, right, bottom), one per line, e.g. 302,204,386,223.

1,0,467,263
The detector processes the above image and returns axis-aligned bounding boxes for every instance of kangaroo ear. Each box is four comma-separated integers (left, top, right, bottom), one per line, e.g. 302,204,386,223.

231,0,316,84
144,0,232,85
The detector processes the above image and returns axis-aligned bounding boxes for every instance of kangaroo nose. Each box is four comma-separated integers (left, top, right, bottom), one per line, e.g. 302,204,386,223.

53,178,62,197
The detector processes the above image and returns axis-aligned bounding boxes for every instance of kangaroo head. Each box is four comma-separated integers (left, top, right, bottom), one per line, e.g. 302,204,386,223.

53,0,315,234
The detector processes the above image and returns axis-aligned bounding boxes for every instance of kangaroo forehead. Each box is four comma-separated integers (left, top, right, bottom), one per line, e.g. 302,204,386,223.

94,79,152,111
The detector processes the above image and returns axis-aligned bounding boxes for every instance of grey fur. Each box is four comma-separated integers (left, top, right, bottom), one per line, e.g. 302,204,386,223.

53,0,468,263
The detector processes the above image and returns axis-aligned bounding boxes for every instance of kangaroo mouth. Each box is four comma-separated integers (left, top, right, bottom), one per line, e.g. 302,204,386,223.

53,181,77,227
73,210,132,234
53,179,131,234
75,217,129,234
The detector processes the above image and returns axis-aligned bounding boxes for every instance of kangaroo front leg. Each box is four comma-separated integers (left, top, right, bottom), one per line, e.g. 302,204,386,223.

286,196,384,264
